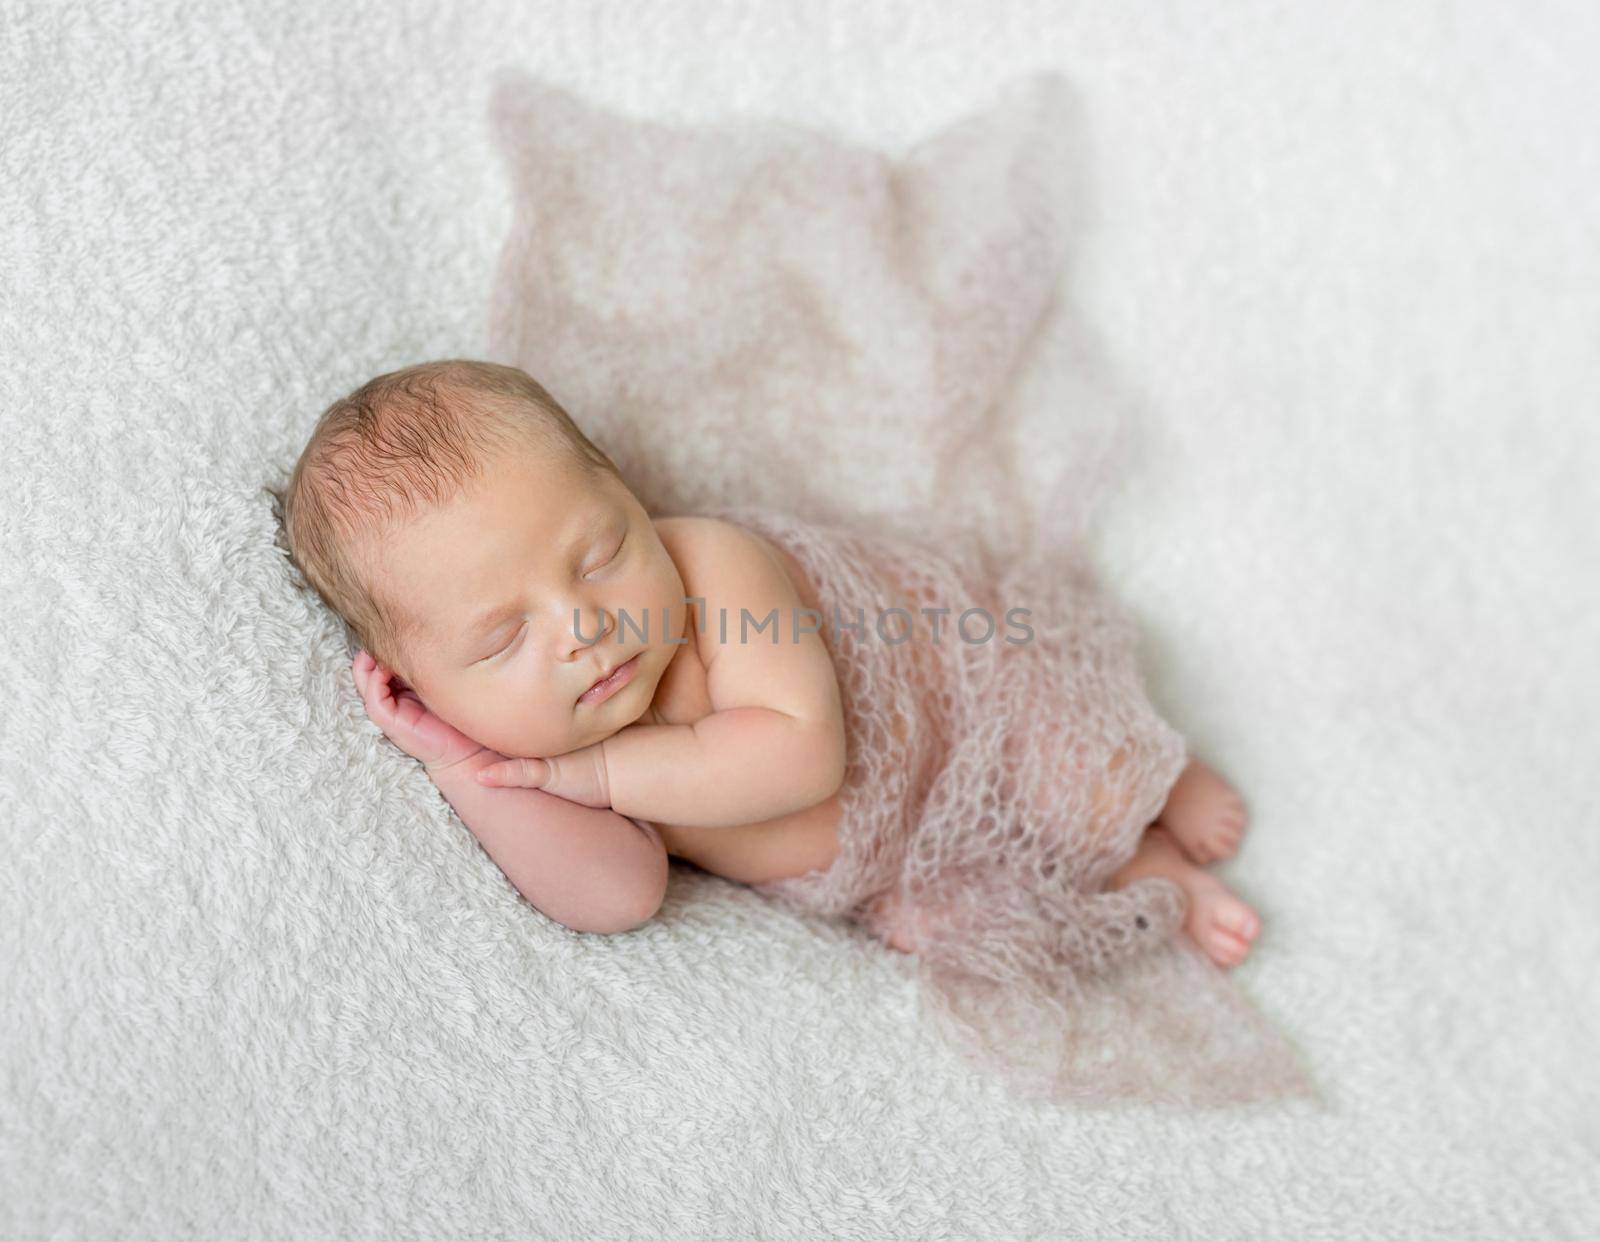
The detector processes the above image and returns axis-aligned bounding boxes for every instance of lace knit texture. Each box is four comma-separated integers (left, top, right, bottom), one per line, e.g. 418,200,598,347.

702,503,1316,1107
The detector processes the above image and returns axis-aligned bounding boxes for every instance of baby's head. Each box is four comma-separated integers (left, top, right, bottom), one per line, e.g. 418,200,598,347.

274,359,686,758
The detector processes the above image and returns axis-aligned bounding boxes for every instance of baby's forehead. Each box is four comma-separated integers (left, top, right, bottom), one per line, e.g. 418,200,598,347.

363,451,619,567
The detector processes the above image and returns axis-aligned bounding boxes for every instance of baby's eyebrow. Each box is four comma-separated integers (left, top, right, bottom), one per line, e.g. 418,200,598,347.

455,509,614,650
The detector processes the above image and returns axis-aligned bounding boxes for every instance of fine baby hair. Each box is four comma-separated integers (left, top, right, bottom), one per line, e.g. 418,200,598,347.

269,359,616,684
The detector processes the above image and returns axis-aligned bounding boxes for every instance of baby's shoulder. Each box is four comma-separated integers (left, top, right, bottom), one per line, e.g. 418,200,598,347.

652,513,810,608
652,514,764,575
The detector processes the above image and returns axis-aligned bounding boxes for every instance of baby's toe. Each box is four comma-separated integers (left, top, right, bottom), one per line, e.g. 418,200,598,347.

1209,937,1246,968
1220,904,1260,943
1213,922,1257,965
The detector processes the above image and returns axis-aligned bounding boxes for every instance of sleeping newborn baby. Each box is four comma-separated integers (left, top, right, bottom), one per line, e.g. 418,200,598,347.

276,358,1262,970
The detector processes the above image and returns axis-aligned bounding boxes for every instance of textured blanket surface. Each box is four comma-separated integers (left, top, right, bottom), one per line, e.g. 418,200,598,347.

4,2,1598,1238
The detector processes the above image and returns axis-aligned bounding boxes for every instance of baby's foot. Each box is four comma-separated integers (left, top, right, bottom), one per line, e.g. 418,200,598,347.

1108,826,1262,969
1177,867,1262,970
1156,758,1248,865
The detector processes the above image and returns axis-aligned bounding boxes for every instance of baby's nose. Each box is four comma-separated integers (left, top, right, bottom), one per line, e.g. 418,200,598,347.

566,605,612,654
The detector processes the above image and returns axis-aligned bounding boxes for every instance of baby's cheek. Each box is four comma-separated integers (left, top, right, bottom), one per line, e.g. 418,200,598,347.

508,702,583,759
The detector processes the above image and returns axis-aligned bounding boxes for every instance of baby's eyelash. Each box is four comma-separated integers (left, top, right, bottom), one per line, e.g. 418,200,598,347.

490,624,526,661
588,533,626,575
483,533,626,664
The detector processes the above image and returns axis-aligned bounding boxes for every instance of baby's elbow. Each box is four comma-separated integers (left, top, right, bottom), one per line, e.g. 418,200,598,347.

607,902,663,935
575,906,655,936
582,847,669,936
613,865,670,934
559,888,662,936
540,823,669,936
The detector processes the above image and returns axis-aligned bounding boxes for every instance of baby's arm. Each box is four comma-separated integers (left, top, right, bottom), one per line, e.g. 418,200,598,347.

351,650,666,933
430,749,668,934
478,520,847,827
602,520,846,827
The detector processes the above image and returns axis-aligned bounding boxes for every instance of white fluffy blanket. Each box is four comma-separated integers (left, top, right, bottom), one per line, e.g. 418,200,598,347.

4,2,1597,1237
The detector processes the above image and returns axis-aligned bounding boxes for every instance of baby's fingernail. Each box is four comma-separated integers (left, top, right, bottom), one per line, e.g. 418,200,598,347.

476,769,495,784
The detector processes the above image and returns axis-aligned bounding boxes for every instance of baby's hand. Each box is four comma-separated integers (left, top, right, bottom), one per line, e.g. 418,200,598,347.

475,742,612,808
352,650,487,775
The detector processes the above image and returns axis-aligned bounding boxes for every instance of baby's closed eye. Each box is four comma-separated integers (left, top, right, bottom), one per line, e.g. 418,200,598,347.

472,533,629,666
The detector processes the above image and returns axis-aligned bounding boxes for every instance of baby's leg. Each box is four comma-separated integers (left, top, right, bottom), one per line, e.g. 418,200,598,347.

1002,728,1173,886
1107,825,1262,969
1155,758,1250,865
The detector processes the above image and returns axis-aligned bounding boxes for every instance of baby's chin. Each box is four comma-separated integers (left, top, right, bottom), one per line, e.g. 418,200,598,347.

590,664,660,734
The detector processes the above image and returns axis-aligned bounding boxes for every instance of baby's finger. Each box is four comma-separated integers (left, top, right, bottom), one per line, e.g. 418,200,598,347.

363,661,395,719
476,757,549,788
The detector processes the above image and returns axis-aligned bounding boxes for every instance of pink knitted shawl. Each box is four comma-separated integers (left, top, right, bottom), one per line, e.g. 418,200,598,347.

485,69,1318,1107
707,502,1317,1108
